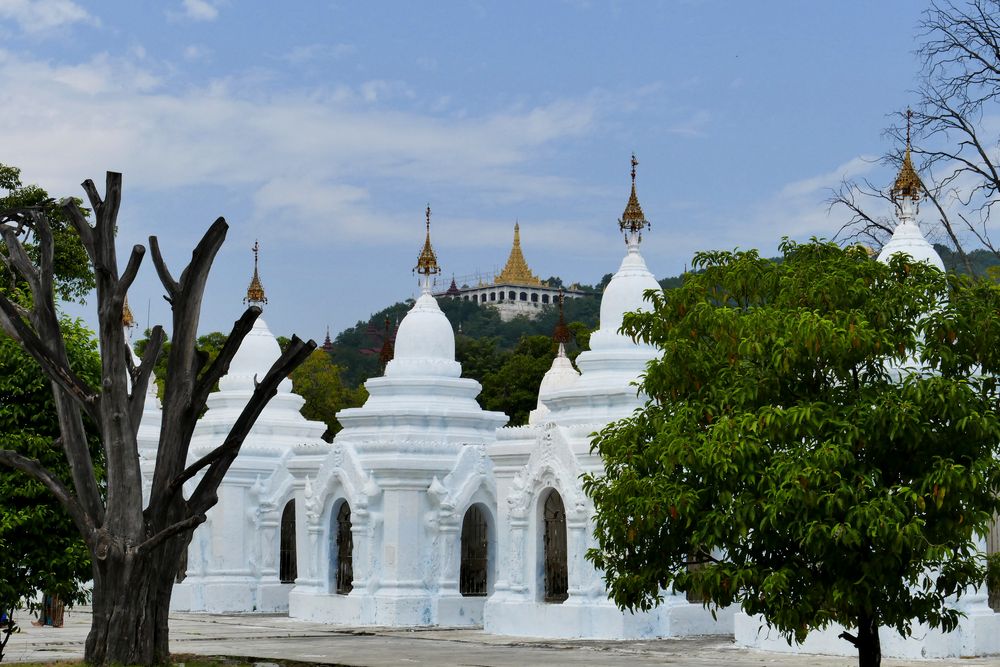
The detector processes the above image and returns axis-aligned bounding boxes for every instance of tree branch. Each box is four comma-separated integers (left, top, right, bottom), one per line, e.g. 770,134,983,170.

128,325,165,440
0,294,101,422
118,244,145,298
191,306,261,413
132,513,205,556
148,236,178,301
0,449,97,544
185,336,316,513
58,197,95,263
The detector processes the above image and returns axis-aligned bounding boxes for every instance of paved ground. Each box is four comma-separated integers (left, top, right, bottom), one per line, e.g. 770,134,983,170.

6,607,999,666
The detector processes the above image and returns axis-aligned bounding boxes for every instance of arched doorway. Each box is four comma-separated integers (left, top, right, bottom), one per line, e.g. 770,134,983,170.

542,490,568,603
279,500,297,583
335,502,354,595
460,505,489,596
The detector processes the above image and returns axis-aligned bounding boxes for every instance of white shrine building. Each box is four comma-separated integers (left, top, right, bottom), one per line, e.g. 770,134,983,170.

158,152,1000,658
734,130,1000,659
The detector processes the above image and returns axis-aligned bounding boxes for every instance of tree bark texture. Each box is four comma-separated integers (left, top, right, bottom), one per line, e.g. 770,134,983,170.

85,535,189,665
0,172,316,666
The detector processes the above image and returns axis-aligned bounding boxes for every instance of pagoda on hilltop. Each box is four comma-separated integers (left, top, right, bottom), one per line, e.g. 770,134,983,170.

436,222,587,321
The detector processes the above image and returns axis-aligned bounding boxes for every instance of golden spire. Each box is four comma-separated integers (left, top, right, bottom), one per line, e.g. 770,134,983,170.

495,221,542,286
414,204,441,277
891,108,922,203
244,240,267,305
121,295,135,329
619,153,649,235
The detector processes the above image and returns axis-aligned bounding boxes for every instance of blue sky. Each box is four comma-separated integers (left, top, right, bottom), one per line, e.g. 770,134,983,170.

0,0,929,342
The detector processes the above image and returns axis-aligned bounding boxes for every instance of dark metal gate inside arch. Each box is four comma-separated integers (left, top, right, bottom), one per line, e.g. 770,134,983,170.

460,505,489,596
543,492,568,603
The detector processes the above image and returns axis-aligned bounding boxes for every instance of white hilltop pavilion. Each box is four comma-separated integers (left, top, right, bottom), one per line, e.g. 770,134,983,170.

482,156,732,639
171,242,328,614
286,207,508,626
734,125,1000,660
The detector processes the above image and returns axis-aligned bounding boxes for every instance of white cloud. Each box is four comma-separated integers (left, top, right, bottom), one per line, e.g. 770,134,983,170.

183,44,211,61
0,0,97,33
175,0,218,22
0,50,602,247
740,156,880,246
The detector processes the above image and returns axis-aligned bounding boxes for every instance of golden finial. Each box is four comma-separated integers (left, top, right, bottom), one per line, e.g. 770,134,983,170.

619,152,649,235
891,108,922,203
495,221,542,285
122,294,135,329
553,289,570,344
414,204,441,277
245,240,267,305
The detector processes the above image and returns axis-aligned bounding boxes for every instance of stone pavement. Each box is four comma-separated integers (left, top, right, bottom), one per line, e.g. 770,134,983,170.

7,607,999,666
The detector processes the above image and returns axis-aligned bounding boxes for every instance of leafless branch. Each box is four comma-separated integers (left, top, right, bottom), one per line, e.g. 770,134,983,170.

0,448,97,544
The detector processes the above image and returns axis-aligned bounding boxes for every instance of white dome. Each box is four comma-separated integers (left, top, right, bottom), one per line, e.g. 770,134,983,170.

876,221,945,271
590,246,661,350
218,315,293,393
528,344,580,425
385,293,461,378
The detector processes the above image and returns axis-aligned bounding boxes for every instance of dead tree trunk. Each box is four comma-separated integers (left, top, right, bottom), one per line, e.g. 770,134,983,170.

0,172,315,666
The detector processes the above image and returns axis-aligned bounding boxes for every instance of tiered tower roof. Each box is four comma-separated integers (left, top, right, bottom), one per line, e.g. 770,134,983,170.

891,109,922,203
245,240,267,306
495,223,542,286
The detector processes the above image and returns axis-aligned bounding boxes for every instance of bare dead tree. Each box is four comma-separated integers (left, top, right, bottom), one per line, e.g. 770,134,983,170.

828,176,896,249
0,172,315,666
831,1,1000,275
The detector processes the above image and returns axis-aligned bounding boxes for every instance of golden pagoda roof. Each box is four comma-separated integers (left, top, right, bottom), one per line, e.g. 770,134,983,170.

619,153,649,234
891,109,922,202
245,240,267,305
495,222,541,286
122,295,135,329
415,205,441,276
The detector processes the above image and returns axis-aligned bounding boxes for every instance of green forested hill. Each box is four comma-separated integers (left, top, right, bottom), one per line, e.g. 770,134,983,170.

324,271,684,425
323,245,998,426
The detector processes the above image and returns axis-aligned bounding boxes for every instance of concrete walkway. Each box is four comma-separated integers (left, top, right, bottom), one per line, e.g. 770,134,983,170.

6,607,999,666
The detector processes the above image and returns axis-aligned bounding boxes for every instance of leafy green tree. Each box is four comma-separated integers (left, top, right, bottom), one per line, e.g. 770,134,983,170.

0,319,101,645
585,240,1000,667
480,335,556,425
456,336,507,381
290,349,367,440
0,165,98,649
0,163,93,302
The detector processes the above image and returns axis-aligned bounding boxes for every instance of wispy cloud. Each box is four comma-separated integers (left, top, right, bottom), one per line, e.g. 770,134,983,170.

182,44,212,61
748,156,879,244
172,0,218,22
0,51,603,247
0,0,97,33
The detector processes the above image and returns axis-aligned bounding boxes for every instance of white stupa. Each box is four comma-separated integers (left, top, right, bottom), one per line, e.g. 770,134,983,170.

528,296,581,425
736,117,1000,660
485,155,731,639
541,158,662,426
876,130,945,271
173,241,327,614
288,206,508,627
